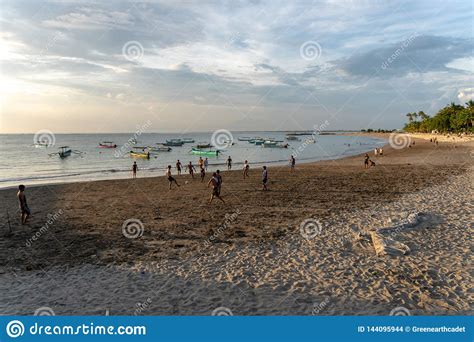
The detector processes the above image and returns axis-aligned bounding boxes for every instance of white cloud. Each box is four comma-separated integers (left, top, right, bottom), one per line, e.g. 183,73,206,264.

457,88,474,102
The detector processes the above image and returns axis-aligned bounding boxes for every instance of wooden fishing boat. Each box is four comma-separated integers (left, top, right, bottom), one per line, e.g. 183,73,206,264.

98,141,117,148
191,148,219,156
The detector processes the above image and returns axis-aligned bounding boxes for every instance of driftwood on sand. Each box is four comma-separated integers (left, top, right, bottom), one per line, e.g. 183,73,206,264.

354,212,426,256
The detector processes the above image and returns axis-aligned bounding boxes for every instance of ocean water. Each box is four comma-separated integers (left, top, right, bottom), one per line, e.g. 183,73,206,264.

0,132,386,189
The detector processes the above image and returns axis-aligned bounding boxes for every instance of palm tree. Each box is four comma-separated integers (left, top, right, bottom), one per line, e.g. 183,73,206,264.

406,113,413,123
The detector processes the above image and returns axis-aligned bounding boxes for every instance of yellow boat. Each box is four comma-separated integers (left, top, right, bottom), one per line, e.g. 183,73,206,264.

130,151,150,159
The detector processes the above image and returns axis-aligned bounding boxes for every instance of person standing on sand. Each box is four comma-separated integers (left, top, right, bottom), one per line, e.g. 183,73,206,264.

216,169,222,194
198,157,204,170
379,148,383,156
243,160,250,179
132,161,138,179
227,156,232,170
374,148,378,156
200,165,206,182
17,185,30,224
176,160,182,175
364,153,370,169
204,157,209,171
208,172,225,204
166,165,180,189
188,161,196,179
262,166,268,191
290,155,296,172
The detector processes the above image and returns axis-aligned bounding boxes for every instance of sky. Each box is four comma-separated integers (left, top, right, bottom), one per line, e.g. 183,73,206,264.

0,0,473,133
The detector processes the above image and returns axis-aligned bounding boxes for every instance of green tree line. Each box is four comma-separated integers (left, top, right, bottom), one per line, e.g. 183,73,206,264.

404,101,474,133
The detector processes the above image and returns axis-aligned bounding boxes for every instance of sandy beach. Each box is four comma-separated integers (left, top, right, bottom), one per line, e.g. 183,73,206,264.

0,134,472,315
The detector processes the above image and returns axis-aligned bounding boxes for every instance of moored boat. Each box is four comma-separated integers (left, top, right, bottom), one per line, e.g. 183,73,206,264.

98,141,117,148
130,151,150,159
238,136,252,141
196,143,212,149
181,138,195,143
286,135,300,141
191,148,220,156
164,139,184,146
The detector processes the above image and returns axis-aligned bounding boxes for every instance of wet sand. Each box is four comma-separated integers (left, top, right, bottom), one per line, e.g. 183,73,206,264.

0,134,472,315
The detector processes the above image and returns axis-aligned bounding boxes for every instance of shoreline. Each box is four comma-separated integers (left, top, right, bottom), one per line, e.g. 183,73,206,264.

0,134,472,315
0,135,388,191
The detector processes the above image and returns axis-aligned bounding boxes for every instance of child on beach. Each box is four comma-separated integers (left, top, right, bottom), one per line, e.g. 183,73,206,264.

374,148,378,156
207,172,225,204
243,160,250,179
132,161,138,179
262,166,268,191
379,148,383,156
364,153,370,169
290,155,296,172
227,156,232,170
17,185,30,224
204,158,209,171
166,165,180,189
176,160,182,175
188,162,196,179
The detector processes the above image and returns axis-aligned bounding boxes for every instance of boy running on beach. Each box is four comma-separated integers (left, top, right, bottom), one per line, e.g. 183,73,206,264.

207,172,225,204
243,160,250,179
166,165,180,189
204,158,209,171
262,166,268,191
290,155,296,172
364,153,370,169
176,160,182,175
132,161,138,179
188,161,196,179
227,156,232,170
17,185,30,224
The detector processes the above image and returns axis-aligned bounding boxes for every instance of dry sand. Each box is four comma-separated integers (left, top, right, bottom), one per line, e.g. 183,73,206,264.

0,135,472,315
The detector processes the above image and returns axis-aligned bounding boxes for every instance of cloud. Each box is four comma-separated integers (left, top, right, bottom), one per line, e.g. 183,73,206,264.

457,88,474,102
337,35,474,78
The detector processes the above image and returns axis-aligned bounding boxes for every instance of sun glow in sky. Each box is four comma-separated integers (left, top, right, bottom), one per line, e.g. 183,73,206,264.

0,0,473,133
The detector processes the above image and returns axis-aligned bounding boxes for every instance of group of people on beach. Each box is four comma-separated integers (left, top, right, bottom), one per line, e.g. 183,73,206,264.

130,154,297,204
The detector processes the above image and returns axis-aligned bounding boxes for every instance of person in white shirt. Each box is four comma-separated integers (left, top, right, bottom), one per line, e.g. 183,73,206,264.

243,160,250,179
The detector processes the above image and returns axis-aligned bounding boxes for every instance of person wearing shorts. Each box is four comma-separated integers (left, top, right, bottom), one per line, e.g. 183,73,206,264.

17,184,30,224
243,160,249,179
166,165,180,189
176,160,182,175
132,161,138,178
207,173,225,204
262,166,268,191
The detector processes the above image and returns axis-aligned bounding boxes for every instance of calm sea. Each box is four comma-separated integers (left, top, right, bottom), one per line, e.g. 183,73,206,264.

0,132,385,189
